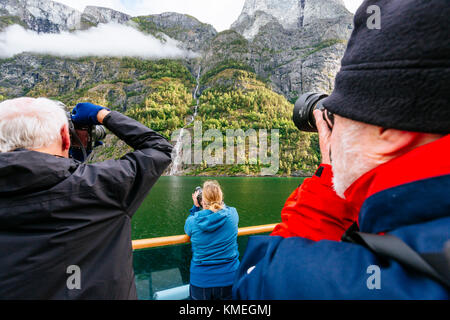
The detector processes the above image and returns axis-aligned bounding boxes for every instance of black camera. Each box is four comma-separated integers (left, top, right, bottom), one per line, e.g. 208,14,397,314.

293,92,329,132
195,186,203,207
67,112,107,162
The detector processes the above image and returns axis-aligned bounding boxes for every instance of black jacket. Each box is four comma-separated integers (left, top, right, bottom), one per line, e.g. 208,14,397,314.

0,111,173,299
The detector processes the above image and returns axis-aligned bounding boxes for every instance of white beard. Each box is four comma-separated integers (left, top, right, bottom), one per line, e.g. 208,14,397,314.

331,122,374,199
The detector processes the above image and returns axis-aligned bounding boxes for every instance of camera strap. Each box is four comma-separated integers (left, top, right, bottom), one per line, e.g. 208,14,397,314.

68,120,88,162
342,223,450,289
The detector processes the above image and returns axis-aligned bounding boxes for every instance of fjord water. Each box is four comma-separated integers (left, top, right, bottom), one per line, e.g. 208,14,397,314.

132,176,304,300
131,176,304,240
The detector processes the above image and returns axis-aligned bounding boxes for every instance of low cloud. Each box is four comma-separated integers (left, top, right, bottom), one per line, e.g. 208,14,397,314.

0,23,198,59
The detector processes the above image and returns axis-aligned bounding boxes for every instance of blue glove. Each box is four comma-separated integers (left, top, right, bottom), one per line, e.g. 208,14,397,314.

71,102,109,126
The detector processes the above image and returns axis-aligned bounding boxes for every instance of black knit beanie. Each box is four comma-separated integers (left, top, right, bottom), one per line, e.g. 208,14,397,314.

322,0,450,134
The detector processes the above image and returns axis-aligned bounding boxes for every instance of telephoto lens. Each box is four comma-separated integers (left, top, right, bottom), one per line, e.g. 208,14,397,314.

293,92,329,132
92,125,107,142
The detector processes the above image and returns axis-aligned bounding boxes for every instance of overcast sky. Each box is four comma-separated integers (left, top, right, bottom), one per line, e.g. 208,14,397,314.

55,0,364,32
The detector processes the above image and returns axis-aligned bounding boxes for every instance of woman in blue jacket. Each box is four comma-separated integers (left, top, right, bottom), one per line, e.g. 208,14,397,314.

184,180,240,300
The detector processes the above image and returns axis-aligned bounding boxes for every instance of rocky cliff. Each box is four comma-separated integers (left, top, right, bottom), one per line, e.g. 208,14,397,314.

0,0,81,32
232,0,350,39
82,5,130,26
0,0,132,32
214,0,354,100
131,12,217,52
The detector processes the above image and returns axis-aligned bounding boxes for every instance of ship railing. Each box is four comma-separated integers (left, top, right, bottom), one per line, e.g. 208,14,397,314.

132,223,277,250
131,223,277,300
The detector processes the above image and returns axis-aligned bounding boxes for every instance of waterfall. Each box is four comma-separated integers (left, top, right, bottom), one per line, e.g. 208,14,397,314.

169,128,186,176
169,66,201,176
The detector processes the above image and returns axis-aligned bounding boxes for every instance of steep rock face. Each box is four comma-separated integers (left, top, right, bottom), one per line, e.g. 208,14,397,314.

0,1,132,32
0,54,195,112
131,12,217,52
231,1,299,40
0,54,122,97
82,6,130,26
232,0,349,40
302,0,349,26
234,0,302,31
201,30,252,75
0,0,81,32
209,0,354,100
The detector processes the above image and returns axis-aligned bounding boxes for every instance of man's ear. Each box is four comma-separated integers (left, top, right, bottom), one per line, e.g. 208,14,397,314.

375,128,424,156
61,124,71,153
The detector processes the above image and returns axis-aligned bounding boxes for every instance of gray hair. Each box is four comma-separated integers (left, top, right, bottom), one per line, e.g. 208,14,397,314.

0,97,68,152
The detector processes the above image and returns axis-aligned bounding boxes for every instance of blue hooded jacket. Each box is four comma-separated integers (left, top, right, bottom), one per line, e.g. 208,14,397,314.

185,205,240,288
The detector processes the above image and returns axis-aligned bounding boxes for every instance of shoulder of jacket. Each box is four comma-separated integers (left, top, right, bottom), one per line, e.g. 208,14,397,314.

223,205,237,212
185,215,196,225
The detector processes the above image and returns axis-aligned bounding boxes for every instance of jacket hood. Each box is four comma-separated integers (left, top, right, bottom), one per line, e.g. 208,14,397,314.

0,149,76,197
196,206,236,232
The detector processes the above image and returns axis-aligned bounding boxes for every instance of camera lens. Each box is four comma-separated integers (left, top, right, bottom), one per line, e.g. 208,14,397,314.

92,125,107,142
195,187,203,207
293,92,329,132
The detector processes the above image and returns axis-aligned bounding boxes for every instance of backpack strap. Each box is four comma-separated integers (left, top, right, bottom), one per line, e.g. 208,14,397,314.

342,223,450,289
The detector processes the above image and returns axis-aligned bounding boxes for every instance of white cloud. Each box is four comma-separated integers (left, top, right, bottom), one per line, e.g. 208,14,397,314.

0,23,197,59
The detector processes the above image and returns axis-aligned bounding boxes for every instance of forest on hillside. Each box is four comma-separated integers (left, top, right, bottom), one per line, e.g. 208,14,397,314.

0,56,320,176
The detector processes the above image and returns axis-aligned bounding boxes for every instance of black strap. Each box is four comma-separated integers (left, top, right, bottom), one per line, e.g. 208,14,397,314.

68,120,88,162
342,224,450,289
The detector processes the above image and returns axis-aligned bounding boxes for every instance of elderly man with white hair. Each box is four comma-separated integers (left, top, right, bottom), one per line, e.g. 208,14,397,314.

0,98,172,299
233,0,449,299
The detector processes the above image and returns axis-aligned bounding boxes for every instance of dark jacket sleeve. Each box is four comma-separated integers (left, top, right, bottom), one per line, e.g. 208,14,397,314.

80,111,173,216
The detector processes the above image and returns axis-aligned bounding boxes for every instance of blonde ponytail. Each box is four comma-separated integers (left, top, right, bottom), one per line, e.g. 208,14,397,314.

202,180,224,212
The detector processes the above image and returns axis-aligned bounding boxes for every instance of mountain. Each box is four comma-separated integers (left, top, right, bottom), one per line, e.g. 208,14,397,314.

0,0,81,32
0,0,132,32
0,0,355,176
82,5,130,26
206,0,354,101
232,0,350,39
131,12,217,52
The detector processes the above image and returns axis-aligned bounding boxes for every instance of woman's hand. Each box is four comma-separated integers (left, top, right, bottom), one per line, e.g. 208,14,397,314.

192,191,200,207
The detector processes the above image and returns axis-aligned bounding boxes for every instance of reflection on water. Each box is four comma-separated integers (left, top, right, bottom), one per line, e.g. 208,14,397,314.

132,176,305,300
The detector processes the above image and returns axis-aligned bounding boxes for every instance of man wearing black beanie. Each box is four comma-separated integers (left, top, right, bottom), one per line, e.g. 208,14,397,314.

233,0,449,299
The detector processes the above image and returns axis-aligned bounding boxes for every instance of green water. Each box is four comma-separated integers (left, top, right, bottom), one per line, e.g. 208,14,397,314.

131,176,304,240
132,176,305,299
